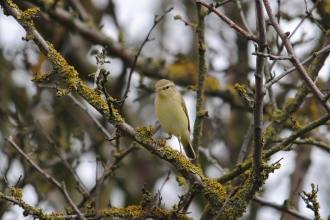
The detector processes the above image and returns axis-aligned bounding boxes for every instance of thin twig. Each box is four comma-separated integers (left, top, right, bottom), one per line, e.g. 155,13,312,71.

0,0,203,198
264,58,278,110
68,93,113,140
252,51,292,60
196,0,259,43
272,138,330,152
236,0,253,34
199,147,224,173
5,137,86,220
35,119,89,195
265,43,330,89
77,144,138,208
37,84,113,140
67,0,89,21
304,0,325,34
119,7,174,113
263,0,330,113
276,0,281,50
95,159,111,219
218,113,330,184
253,196,312,220
237,122,253,163
269,0,321,72
215,0,233,8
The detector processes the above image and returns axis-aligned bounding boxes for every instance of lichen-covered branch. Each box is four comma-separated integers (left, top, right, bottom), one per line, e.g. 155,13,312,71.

5,137,86,219
191,4,208,161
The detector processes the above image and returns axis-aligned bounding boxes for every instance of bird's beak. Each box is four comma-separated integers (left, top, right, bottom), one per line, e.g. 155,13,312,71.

155,88,160,92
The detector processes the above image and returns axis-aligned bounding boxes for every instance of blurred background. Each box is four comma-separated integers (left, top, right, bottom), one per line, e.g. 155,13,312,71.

0,0,330,219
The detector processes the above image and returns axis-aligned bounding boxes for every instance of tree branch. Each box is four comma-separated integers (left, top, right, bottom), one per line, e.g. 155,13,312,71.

250,0,267,195
191,3,208,161
263,0,330,113
0,0,203,189
253,196,312,220
196,0,259,42
5,137,86,220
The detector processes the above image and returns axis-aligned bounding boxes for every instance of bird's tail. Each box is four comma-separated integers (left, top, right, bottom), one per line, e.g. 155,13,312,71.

181,135,196,160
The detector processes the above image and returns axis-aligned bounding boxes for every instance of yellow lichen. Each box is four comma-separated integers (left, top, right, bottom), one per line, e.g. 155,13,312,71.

17,7,39,27
202,178,227,215
174,14,182,20
234,83,247,98
168,59,198,84
11,186,23,199
45,44,124,126
135,126,154,144
204,76,220,93
176,176,187,187
55,89,70,97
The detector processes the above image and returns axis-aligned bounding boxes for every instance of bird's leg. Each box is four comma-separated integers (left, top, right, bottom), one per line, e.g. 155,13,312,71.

165,133,172,140
177,136,183,154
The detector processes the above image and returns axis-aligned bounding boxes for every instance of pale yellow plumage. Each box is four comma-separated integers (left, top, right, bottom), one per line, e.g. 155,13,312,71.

154,79,196,159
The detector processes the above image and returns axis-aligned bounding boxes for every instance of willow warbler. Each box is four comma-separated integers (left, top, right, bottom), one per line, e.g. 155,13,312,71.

154,79,196,159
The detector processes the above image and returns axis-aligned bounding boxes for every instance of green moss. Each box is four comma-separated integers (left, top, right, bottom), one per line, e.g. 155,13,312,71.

135,126,154,144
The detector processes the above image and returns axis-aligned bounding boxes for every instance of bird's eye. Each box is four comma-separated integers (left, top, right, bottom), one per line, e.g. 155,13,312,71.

166,86,170,89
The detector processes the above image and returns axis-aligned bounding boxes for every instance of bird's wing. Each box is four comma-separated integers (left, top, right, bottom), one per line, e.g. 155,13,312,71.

181,96,191,133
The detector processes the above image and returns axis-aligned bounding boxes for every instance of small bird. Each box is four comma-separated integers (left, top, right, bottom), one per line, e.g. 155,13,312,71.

154,79,196,159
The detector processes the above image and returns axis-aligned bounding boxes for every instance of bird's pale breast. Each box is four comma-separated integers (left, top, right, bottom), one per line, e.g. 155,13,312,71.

155,95,188,138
